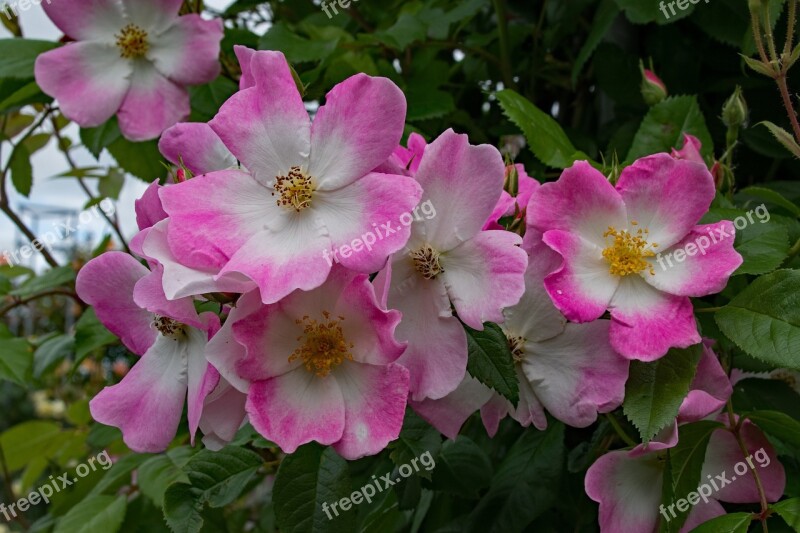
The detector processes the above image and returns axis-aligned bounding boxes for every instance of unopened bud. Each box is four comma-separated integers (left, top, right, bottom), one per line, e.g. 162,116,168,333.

640,61,668,106
722,86,748,128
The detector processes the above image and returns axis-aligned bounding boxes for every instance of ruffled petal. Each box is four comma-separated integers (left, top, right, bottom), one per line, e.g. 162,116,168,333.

42,0,126,41
149,15,222,86
159,122,237,176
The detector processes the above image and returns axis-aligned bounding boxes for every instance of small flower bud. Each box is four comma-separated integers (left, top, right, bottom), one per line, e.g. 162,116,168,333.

640,61,668,106
722,86,748,128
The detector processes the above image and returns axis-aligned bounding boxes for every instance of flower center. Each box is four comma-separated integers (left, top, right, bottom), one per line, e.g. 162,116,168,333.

273,166,315,212
153,315,186,339
409,245,444,280
507,334,526,363
115,24,149,59
601,222,658,277
289,311,354,377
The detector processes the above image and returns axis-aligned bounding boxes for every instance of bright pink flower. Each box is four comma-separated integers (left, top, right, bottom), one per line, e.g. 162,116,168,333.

484,164,539,230
161,49,422,305
527,154,742,360
198,377,247,451
34,0,223,141
412,242,629,437
374,129,528,401
221,268,410,460
77,252,220,452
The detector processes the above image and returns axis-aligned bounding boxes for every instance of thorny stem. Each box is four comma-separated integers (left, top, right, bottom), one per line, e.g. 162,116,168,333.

726,401,771,532
785,0,797,57
776,74,800,142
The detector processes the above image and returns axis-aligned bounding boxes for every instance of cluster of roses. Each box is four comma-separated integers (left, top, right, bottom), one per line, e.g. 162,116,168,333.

34,2,783,530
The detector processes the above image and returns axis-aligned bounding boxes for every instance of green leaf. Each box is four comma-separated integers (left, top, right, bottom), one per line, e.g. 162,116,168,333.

739,186,800,217
54,495,126,533
430,436,492,498
406,87,455,121
163,446,262,533
74,308,118,365
627,95,713,161
98,168,125,200
772,497,800,531
623,344,703,442
464,322,519,404
107,137,164,182
389,410,442,481
572,0,620,85
496,89,589,169
0,421,61,472
138,447,194,507
374,14,428,51
716,270,800,369
89,454,150,497
273,443,354,533
689,512,751,532
760,121,800,159
34,333,74,379
80,119,122,160
744,411,800,450
189,76,238,123
659,421,723,532
468,422,565,532
0,39,58,78
9,142,32,196
0,79,50,113
0,337,32,386
258,22,339,62
11,266,75,298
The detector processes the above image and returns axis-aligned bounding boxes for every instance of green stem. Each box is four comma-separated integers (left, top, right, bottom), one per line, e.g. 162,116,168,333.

605,413,637,447
492,0,515,90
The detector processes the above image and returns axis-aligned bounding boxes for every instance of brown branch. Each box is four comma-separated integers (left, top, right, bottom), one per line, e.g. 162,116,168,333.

0,288,82,318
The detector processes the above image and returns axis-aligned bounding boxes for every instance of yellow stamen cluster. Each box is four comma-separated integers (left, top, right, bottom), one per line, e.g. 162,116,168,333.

409,245,444,280
601,221,658,276
289,311,354,377
153,316,186,339
507,335,526,363
273,166,315,212
115,24,149,59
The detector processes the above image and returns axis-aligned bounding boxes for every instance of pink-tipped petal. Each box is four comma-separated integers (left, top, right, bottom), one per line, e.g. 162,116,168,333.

609,277,700,360
121,0,183,33
199,378,248,450
149,15,223,86
528,161,627,248
671,134,706,166
411,376,495,439
314,172,422,273
159,122,237,176
309,74,406,191
413,129,506,251
616,154,715,249
333,363,409,459
76,252,155,356
646,221,742,297
233,45,258,90
678,344,732,423
209,51,311,187
246,370,345,454
135,180,167,231
42,0,125,41
35,43,132,128
89,334,189,453
542,229,619,323
117,62,190,141
441,230,527,329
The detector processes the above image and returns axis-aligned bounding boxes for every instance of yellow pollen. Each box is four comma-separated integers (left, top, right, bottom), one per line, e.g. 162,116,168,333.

409,245,444,280
153,315,186,339
289,311,354,377
115,24,149,59
273,166,315,212
602,224,658,276
507,335,526,363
